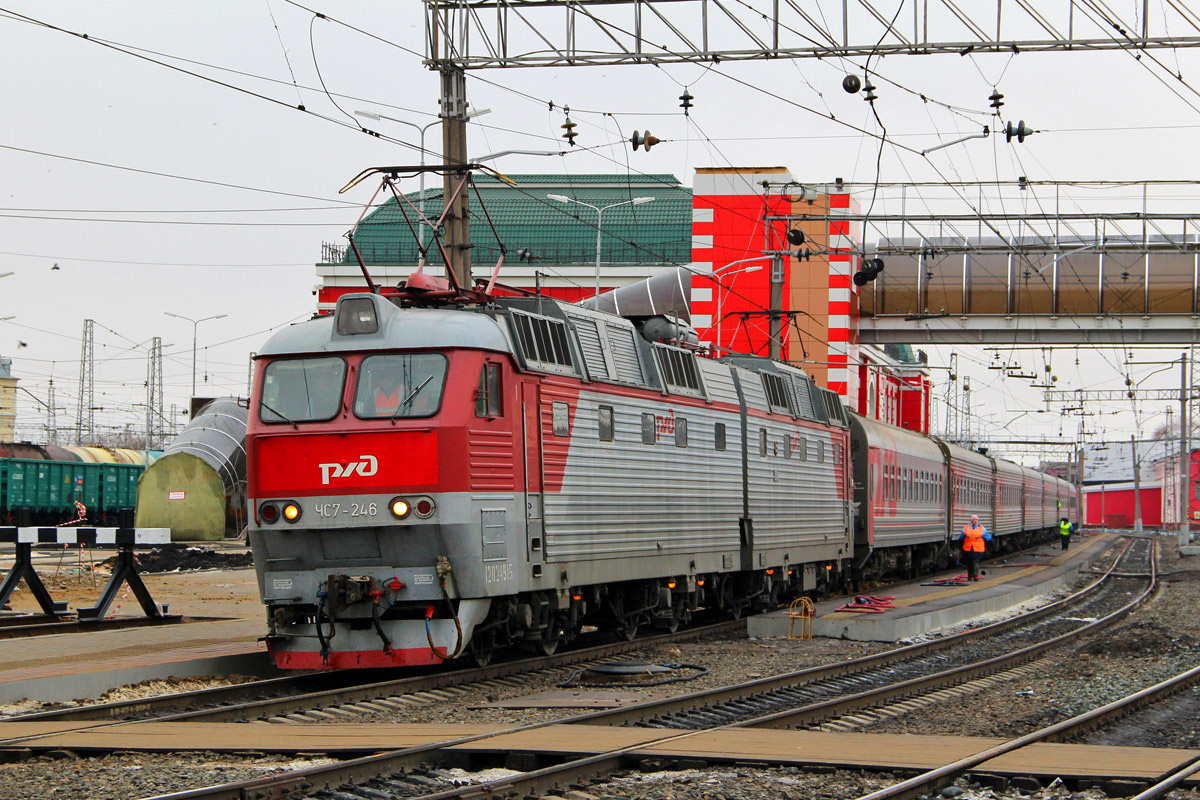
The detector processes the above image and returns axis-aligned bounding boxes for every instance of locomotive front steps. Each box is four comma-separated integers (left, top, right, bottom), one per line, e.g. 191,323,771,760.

747,533,1114,643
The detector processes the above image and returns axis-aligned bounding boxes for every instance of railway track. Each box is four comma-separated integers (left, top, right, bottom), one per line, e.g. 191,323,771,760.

2,617,745,732
129,535,1160,800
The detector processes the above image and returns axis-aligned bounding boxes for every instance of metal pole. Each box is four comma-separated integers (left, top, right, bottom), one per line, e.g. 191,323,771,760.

1132,434,1142,532
418,126,426,263
1181,353,1190,545
1180,352,1190,546
594,205,603,298
191,320,198,398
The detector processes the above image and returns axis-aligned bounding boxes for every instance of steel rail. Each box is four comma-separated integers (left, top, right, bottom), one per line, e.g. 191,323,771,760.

139,536,1139,800
1127,755,1200,800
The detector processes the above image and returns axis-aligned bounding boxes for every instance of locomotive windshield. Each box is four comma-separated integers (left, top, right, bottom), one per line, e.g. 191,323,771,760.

354,353,448,419
259,357,346,424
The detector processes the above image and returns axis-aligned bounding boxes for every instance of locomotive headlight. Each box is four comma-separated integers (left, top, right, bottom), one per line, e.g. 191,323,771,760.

390,498,411,519
282,502,302,523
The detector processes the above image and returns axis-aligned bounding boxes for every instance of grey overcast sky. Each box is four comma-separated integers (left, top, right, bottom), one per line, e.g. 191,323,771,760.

1,1,1198,459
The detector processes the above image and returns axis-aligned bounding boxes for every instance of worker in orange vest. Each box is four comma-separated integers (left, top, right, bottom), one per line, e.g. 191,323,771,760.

957,514,993,581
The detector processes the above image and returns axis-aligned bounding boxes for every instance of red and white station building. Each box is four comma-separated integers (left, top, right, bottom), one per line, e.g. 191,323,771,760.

315,166,933,434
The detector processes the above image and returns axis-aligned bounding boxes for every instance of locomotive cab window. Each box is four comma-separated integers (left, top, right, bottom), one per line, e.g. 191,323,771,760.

475,362,503,418
354,353,448,419
260,356,346,424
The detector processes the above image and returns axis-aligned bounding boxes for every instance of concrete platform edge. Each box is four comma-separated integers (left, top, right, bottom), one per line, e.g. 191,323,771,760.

748,558,1091,642
0,653,275,705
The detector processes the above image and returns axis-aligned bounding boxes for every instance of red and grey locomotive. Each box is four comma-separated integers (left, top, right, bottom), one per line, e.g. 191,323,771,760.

246,285,1076,669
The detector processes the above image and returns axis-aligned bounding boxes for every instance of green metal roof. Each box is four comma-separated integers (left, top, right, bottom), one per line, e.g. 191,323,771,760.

338,174,692,267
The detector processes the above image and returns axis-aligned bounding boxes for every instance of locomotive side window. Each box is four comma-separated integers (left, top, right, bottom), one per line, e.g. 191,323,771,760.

759,428,767,457
642,413,655,444
715,423,727,451
260,356,345,424
799,438,808,461
354,353,448,419
598,406,614,442
475,363,503,418
784,434,792,459
676,417,688,448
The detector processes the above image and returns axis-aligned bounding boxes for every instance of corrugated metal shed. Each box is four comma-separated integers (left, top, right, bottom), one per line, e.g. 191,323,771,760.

337,174,692,267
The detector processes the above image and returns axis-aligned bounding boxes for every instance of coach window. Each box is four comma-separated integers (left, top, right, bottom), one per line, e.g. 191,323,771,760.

715,422,727,451
475,362,503,418
260,356,346,424
759,428,768,457
598,405,614,442
676,417,688,448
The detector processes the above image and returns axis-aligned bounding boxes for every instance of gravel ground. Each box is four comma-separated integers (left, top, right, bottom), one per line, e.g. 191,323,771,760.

574,765,895,800
0,751,339,800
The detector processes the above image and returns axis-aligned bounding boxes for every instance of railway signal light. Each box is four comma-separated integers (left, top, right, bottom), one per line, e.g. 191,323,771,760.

1005,120,1033,143
630,130,660,151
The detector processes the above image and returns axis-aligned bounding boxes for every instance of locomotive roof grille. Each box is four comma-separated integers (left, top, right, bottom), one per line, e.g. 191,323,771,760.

761,372,792,416
652,343,704,397
510,310,575,374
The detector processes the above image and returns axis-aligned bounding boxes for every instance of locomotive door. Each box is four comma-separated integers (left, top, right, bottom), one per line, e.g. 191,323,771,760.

520,383,545,567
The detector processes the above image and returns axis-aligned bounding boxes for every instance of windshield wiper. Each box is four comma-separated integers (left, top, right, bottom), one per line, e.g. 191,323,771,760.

260,400,299,429
390,375,434,425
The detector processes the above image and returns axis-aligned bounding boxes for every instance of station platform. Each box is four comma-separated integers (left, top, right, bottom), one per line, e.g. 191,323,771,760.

748,532,1116,643
0,564,271,705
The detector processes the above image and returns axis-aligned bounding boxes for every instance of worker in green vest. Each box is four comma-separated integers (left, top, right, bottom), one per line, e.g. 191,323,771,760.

1059,517,1074,551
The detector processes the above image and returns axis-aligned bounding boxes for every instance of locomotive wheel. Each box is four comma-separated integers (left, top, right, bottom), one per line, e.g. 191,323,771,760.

537,623,560,656
620,617,640,641
470,634,497,667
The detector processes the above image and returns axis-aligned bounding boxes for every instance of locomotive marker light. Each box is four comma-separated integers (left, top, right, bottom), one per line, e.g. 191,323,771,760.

414,497,435,518
259,502,279,524
282,502,302,523
390,498,412,519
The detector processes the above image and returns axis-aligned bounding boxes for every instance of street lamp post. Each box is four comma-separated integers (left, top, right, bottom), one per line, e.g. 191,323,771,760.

164,312,227,397
714,261,765,352
547,195,656,298
356,108,491,264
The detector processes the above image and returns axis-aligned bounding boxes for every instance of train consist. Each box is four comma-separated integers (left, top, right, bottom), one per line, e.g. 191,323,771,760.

0,443,159,526
246,289,1077,670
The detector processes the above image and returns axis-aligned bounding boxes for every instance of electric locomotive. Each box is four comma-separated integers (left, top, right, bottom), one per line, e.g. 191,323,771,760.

247,288,856,669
